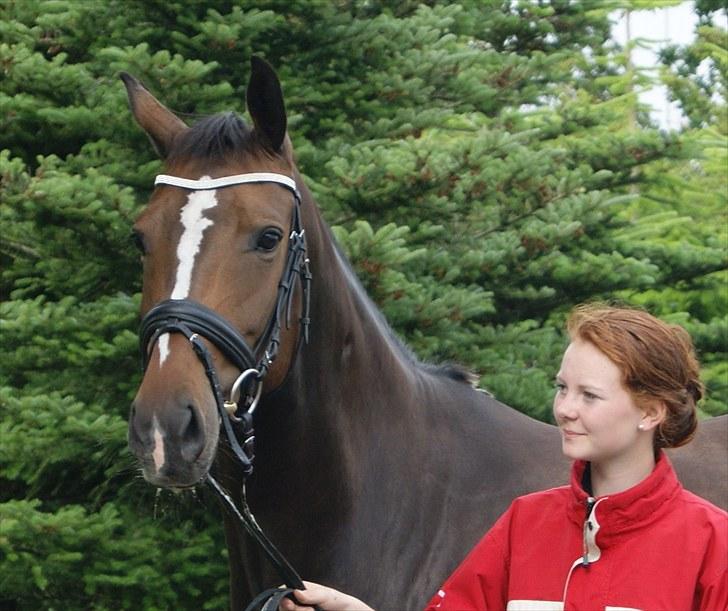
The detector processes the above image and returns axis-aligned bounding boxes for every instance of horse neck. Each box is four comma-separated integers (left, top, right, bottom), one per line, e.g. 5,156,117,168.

249,180,423,487
295,183,419,407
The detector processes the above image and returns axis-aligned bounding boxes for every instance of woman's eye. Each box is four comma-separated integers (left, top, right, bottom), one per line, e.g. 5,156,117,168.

256,228,283,252
554,382,566,394
583,391,598,401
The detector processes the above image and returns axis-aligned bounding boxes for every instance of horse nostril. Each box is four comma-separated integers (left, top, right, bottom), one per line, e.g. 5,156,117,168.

180,404,205,462
128,403,148,451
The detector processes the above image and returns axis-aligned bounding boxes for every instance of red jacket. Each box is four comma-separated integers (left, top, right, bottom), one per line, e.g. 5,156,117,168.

425,453,727,611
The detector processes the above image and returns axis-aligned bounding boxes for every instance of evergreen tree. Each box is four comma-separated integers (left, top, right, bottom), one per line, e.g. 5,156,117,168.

616,0,728,416
2,1,725,608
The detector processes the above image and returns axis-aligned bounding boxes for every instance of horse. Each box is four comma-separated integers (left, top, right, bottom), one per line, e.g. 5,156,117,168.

122,57,728,610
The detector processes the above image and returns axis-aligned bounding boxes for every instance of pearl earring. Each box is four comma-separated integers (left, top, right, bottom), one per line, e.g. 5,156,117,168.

638,424,645,430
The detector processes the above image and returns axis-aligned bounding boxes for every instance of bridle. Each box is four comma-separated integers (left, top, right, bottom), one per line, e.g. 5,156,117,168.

138,172,313,609
141,172,311,388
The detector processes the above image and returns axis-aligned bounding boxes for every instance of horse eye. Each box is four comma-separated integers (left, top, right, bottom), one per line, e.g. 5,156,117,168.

256,228,283,252
131,230,147,255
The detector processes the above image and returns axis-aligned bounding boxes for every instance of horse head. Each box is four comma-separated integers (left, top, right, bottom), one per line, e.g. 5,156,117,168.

124,58,309,489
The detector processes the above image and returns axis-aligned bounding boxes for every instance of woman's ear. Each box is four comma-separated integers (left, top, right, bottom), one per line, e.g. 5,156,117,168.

639,400,667,432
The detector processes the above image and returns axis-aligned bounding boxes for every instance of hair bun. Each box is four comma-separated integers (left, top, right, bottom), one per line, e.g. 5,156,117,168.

686,380,703,403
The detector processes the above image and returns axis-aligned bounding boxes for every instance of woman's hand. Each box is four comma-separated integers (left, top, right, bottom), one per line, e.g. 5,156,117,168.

279,581,374,611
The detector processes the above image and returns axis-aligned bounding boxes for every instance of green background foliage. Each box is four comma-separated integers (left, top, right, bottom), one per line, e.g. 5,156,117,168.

1,1,725,608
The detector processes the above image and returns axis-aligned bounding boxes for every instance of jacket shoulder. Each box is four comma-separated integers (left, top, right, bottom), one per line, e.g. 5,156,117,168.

510,485,571,512
678,489,728,519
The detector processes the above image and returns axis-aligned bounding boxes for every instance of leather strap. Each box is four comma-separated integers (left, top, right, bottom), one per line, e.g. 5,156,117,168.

140,299,258,373
207,475,307,595
155,172,298,193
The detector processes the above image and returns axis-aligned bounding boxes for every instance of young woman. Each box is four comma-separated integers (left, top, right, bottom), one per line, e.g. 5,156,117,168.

281,304,728,611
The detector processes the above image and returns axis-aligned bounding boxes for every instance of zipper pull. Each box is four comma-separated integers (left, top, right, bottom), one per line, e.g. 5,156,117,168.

582,497,596,567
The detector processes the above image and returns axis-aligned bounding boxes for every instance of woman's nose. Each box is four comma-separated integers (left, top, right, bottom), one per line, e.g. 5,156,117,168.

553,392,577,422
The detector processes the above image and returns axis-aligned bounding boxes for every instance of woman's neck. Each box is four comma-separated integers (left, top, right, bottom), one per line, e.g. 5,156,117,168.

590,450,657,497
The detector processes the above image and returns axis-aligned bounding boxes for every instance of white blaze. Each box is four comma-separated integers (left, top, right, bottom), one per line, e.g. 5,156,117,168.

171,187,217,299
159,179,218,367
158,334,170,364
151,415,165,472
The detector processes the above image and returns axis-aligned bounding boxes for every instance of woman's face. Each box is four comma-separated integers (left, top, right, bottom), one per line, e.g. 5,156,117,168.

553,339,651,468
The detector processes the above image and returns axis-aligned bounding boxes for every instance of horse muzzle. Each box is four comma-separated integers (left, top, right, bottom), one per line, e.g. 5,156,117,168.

129,368,221,488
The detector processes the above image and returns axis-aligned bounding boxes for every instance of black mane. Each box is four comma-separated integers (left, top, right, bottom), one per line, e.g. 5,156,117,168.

331,240,478,387
169,112,259,162
422,362,480,386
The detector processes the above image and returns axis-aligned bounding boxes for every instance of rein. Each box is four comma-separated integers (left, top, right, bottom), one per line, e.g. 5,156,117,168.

139,172,313,610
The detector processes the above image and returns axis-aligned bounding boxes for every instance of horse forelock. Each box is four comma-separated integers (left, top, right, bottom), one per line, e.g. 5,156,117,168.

167,112,261,163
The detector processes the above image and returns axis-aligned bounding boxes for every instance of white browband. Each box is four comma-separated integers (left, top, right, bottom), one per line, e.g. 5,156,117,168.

155,172,298,193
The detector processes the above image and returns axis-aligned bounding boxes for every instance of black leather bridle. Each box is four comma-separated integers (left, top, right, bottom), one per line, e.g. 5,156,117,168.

138,172,313,609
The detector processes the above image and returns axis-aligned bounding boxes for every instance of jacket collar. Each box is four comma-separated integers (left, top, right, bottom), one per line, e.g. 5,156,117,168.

567,451,682,543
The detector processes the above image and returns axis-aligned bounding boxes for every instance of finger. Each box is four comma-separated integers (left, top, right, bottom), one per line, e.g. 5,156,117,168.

288,583,335,608
279,597,312,611
291,586,323,605
279,592,316,611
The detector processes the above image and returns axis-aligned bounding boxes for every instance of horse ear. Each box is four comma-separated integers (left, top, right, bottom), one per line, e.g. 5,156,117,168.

120,72,187,158
246,57,287,153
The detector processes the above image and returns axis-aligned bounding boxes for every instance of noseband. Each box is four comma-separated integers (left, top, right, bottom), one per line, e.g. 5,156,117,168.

138,172,313,604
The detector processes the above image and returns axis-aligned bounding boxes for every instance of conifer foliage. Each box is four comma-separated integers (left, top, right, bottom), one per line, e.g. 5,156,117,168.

1,1,725,608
